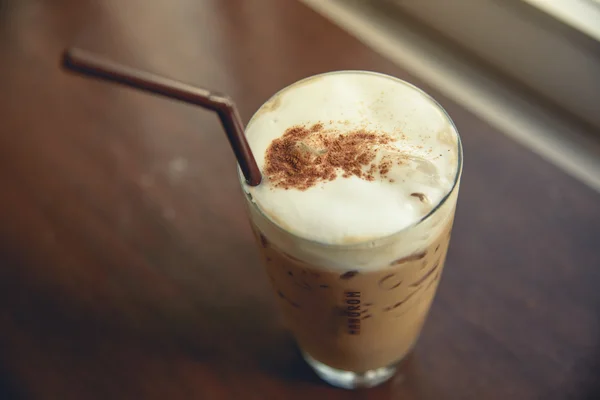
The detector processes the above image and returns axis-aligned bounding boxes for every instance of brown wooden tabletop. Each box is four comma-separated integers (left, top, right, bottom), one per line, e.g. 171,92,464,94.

1,0,599,399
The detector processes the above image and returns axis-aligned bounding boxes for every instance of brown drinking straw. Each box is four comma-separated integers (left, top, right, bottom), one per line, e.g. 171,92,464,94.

62,47,262,186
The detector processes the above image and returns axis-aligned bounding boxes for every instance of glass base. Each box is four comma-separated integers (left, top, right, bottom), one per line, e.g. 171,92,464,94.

302,352,397,389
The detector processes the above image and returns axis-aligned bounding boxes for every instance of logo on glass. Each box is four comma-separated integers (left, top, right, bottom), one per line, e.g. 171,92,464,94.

345,291,361,335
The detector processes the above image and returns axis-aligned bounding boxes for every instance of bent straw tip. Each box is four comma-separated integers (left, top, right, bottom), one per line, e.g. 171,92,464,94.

61,47,86,72
60,49,71,66
246,176,262,186
61,47,76,61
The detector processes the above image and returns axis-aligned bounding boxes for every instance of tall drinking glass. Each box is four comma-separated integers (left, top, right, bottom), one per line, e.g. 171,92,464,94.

240,71,462,389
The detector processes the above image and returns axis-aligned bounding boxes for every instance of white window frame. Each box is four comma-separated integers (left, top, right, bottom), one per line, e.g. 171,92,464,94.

382,0,600,131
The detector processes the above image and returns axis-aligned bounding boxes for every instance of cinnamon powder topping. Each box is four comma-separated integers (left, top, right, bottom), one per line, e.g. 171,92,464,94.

264,123,397,190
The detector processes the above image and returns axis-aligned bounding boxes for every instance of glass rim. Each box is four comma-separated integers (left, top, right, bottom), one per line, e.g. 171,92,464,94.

241,70,463,249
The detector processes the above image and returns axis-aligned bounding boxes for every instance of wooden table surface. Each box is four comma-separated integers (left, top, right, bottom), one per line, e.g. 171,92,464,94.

1,0,599,399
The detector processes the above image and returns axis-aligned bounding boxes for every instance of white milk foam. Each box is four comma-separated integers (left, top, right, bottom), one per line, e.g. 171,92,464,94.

242,71,461,270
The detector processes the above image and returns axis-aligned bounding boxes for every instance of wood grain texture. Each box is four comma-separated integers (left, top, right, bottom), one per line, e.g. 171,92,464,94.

0,0,599,399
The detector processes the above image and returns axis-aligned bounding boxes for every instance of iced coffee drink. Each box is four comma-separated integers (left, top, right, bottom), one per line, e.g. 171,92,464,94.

240,72,462,389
